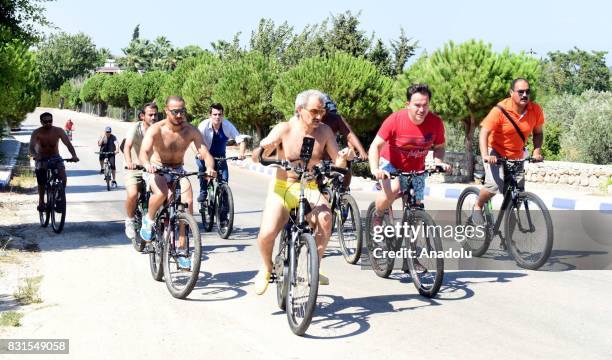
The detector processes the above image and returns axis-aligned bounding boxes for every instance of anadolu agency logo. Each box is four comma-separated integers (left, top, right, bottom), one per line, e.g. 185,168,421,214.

371,223,486,260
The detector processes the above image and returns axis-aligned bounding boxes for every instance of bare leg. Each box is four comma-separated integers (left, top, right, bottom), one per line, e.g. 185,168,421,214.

257,195,289,272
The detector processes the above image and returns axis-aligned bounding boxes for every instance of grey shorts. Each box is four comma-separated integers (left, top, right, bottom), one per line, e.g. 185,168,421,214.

379,157,427,201
142,165,185,191
483,148,525,194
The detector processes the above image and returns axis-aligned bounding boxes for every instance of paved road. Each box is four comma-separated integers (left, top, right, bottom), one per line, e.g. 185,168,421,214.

3,109,611,360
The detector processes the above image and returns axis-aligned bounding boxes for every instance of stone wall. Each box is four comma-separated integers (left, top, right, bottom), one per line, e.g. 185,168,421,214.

427,151,612,188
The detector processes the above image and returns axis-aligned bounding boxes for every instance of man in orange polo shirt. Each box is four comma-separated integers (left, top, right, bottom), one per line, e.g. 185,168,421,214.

472,78,544,224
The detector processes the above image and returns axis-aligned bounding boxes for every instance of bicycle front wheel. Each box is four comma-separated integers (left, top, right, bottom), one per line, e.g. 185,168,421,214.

163,212,202,299
50,184,66,233
456,186,491,257
39,185,51,227
404,209,444,298
275,228,289,311
216,183,234,239
149,217,165,282
364,202,394,278
336,194,363,264
286,233,319,336
504,192,553,270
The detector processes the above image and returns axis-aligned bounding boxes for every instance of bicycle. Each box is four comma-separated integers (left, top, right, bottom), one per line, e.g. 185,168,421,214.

261,158,322,336
137,165,204,299
456,157,553,270
125,166,149,252
198,156,236,239
38,158,77,234
364,166,446,298
96,151,116,191
64,129,73,141
317,160,363,264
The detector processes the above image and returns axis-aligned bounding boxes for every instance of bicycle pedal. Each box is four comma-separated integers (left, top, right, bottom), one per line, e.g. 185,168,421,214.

269,273,278,283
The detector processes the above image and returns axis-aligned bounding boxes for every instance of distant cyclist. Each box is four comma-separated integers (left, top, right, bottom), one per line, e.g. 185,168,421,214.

64,118,74,140
123,102,158,240
97,126,118,187
29,112,79,212
196,103,247,203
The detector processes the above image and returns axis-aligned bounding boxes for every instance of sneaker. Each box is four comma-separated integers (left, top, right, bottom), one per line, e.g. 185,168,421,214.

319,272,330,285
37,204,45,212
470,208,485,226
100,169,104,174
139,216,154,241
176,251,191,270
125,218,136,240
372,210,385,228
197,192,207,203
254,268,271,295
112,180,117,187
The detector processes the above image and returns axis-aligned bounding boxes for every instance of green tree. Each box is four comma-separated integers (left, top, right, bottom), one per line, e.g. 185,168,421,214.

0,0,52,45
80,73,108,106
181,53,222,121
392,40,541,179
540,47,610,95
119,38,154,72
0,40,40,128
213,51,284,140
282,22,327,67
128,70,168,109
325,10,371,57
100,72,137,118
368,39,393,76
158,54,208,103
210,33,244,61
36,32,100,91
249,18,293,60
390,27,418,77
96,47,113,66
273,52,393,134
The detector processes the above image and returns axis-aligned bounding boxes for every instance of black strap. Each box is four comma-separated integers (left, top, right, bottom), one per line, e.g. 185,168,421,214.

496,105,526,145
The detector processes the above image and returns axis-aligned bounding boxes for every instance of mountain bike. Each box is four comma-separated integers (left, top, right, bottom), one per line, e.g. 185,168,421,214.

364,166,445,298
125,166,148,252
198,156,236,239
456,157,553,270
96,151,115,191
38,158,77,234
317,160,363,264
139,165,204,299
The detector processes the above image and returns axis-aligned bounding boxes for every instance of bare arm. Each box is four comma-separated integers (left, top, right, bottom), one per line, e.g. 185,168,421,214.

139,127,156,173
341,118,367,159
479,127,496,163
28,130,37,159
532,124,544,160
252,123,287,163
368,135,389,180
124,138,134,168
59,129,78,160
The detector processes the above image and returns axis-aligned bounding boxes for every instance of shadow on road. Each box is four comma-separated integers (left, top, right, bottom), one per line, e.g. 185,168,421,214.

190,270,257,302
65,184,121,193
66,169,101,177
301,270,526,339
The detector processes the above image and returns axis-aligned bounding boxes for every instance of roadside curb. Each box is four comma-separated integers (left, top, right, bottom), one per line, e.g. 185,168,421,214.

229,159,612,212
0,136,21,187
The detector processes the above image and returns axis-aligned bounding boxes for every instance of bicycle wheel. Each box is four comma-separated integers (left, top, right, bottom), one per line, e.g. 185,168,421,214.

275,227,289,311
216,183,234,239
149,216,165,282
105,164,111,191
286,232,319,336
39,184,51,227
504,192,554,270
163,212,202,299
456,186,491,257
404,209,444,298
336,194,363,264
50,184,66,233
132,209,145,252
202,187,215,232
364,202,395,278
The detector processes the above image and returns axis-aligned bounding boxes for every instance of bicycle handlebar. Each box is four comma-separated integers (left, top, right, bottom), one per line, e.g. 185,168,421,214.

485,157,543,165
387,165,446,178
130,164,214,178
96,151,116,155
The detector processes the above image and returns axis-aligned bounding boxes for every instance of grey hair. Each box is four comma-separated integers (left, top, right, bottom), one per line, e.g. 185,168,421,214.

294,89,326,112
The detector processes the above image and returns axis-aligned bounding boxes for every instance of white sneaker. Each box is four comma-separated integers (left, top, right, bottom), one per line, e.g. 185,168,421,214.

125,218,136,240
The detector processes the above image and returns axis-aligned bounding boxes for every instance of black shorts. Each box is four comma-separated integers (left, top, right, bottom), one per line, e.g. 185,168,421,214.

35,156,65,186
99,154,116,170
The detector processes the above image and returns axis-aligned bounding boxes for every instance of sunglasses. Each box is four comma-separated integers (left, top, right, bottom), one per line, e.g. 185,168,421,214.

168,108,187,116
303,107,326,117
516,89,531,96
41,119,53,124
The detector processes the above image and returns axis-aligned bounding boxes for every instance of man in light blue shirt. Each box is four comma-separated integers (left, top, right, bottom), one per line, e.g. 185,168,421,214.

196,103,247,202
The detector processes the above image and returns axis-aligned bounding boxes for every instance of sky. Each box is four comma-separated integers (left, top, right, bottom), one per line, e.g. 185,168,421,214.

42,0,612,65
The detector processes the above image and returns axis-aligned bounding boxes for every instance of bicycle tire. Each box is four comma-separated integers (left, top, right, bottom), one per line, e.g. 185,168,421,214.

132,209,146,252
149,217,165,282
456,186,491,257
337,193,363,264
286,232,319,336
404,209,444,297
39,182,51,227
105,163,111,191
202,185,215,232
216,183,234,239
504,192,554,270
275,228,289,311
364,202,394,278
50,184,66,233
163,212,202,299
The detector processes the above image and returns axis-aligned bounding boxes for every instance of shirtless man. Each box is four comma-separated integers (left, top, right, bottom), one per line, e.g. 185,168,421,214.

251,89,353,295
138,96,216,268
29,112,79,212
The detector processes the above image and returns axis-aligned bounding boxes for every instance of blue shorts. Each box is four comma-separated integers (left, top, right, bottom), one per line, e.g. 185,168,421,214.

379,158,427,201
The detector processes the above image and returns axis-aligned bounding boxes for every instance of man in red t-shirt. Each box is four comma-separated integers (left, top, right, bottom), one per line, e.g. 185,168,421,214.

368,84,450,224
